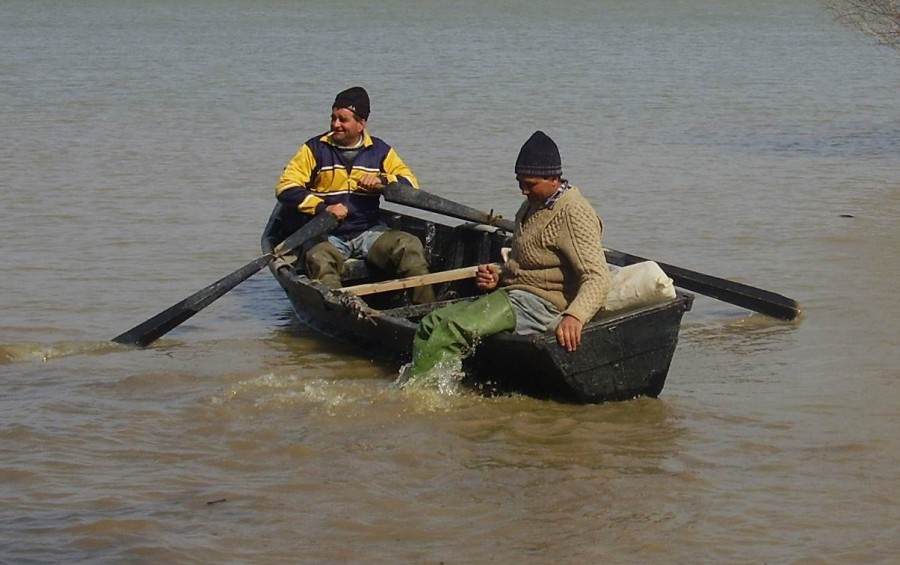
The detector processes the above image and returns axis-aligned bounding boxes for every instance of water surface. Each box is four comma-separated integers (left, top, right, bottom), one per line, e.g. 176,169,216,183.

1,1,898,562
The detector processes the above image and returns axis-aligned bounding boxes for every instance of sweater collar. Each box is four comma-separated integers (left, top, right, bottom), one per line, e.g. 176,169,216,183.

544,180,571,209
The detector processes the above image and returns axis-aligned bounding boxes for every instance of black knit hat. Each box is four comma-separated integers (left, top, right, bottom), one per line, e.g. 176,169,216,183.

515,131,562,177
332,86,370,120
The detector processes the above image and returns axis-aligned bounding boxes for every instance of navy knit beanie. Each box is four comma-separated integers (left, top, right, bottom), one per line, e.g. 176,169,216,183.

515,131,562,177
332,86,370,120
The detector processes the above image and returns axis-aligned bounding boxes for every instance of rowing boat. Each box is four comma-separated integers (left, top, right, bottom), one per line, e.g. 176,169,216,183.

261,203,693,403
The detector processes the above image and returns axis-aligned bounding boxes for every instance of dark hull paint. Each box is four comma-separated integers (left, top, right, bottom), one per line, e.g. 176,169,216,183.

262,204,693,404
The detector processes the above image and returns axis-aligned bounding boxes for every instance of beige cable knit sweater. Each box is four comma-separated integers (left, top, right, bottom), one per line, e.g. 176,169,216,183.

502,186,611,323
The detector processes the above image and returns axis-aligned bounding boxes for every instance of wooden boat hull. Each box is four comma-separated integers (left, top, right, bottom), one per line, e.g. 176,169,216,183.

262,204,693,403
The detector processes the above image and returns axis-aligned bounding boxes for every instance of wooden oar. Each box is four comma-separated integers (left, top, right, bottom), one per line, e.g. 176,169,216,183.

112,212,338,347
600,249,800,321
382,183,801,321
383,183,515,232
341,264,498,296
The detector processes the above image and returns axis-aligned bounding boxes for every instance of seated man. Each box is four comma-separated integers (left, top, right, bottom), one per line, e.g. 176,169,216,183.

276,86,435,305
408,131,611,381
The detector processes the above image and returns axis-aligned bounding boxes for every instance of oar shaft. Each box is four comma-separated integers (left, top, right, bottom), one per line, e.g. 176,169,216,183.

275,213,337,255
383,183,515,232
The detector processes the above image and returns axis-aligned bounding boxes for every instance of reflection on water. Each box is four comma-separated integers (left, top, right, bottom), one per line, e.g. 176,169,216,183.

680,313,800,356
449,398,685,473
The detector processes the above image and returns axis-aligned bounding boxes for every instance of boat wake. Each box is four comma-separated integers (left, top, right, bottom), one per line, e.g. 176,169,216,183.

207,364,481,414
0,340,124,364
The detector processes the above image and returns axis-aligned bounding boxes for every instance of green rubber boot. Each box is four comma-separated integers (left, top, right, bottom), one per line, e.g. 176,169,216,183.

409,290,517,381
305,241,344,289
367,230,436,304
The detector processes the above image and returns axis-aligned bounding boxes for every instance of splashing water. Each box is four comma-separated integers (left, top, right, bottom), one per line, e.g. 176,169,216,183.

395,357,467,397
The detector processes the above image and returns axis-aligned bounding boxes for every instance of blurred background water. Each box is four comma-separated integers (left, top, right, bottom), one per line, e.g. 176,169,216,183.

1,0,898,562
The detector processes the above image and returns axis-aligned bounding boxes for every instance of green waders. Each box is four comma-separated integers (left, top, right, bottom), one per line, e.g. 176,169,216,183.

367,230,436,305
305,230,436,305
410,290,517,381
305,241,344,289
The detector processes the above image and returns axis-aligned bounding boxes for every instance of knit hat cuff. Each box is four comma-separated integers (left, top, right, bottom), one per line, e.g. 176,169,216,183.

514,163,563,176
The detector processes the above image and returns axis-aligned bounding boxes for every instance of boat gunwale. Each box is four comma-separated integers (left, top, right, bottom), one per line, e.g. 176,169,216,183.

270,255,693,344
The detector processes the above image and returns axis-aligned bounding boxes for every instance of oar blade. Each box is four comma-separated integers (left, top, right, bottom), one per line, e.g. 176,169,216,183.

112,211,339,348
604,248,801,321
112,255,271,346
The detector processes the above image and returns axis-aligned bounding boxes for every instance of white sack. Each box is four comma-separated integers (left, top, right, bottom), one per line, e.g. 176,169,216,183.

603,261,676,313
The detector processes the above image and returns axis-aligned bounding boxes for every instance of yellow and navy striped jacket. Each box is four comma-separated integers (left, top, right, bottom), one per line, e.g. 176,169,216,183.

276,131,418,238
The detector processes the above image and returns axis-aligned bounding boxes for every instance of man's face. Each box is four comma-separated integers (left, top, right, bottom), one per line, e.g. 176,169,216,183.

330,108,366,146
517,175,560,205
